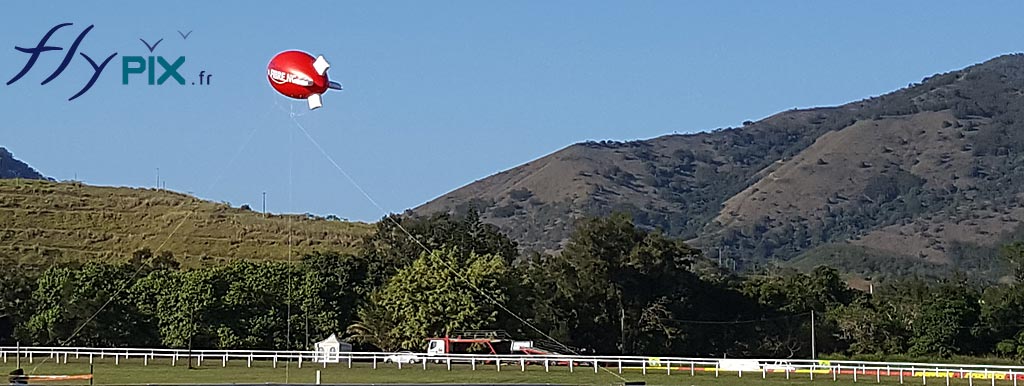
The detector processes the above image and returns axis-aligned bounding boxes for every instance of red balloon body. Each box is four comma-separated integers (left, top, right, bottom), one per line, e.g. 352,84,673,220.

267,50,330,99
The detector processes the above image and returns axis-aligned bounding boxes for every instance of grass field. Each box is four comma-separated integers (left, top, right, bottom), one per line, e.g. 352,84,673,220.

1,356,1005,385
0,179,372,266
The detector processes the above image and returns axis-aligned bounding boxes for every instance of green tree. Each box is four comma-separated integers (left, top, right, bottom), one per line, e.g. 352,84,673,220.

363,211,518,289
0,260,38,345
527,213,702,355
907,281,980,357
1001,242,1024,283
132,267,217,348
345,292,402,351
24,262,155,346
355,247,509,350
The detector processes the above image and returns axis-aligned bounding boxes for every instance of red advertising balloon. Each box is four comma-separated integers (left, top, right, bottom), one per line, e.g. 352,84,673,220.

267,50,342,110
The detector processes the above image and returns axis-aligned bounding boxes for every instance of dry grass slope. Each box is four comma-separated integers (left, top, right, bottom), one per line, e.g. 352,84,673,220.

0,179,373,266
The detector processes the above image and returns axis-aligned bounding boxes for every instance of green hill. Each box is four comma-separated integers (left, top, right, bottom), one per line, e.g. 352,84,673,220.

0,179,372,267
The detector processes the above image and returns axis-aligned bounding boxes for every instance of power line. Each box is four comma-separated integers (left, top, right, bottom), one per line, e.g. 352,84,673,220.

287,114,630,383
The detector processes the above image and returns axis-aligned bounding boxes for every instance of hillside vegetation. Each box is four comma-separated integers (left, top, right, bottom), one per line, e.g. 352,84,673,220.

0,179,371,267
416,54,1024,281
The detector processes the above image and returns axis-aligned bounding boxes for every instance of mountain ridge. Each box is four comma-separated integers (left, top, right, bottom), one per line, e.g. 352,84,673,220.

0,147,49,180
416,54,1024,280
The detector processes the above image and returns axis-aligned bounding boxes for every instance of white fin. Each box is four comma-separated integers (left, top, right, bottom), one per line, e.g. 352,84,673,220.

313,55,330,76
307,94,323,110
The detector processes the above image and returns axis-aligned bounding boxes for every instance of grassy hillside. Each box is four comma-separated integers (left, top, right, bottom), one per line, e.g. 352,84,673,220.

0,179,372,267
416,54,1024,279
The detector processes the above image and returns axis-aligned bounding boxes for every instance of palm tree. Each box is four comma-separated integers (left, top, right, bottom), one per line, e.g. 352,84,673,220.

345,302,399,351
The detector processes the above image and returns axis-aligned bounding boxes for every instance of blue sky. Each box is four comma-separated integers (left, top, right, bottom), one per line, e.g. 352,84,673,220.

2,1,1023,222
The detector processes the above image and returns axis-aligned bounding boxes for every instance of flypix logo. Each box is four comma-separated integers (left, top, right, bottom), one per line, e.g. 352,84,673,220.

6,23,213,101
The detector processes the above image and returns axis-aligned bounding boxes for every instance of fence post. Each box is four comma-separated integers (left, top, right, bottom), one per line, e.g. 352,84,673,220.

691,361,694,377
596,359,600,374
471,357,475,371
447,358,451,371
222,353,227,367
544,358,548,373
899,367,904,384
248,353,252,368
372,354,376,370
715,362,718,378
63,352,68,364
348,354,352,369
273,353,278,368
569,359,574,373
315,370,321,385
834,364,838,381
496,357,501,372
667,360,671,376
115,353,119,366
89,353,93,365
854,366,857,383
642,359,646,375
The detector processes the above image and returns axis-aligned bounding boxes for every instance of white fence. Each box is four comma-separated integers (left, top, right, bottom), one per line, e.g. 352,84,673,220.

4,346,1024,383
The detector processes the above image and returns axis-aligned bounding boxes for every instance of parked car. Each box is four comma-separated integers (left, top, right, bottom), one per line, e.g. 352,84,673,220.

762,360,797,371
383,351,420,364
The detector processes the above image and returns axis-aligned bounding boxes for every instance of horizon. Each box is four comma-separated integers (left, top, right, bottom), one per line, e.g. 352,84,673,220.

3,1,1024,221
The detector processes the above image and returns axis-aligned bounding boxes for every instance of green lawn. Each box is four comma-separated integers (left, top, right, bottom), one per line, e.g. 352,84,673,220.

0,356,1004,385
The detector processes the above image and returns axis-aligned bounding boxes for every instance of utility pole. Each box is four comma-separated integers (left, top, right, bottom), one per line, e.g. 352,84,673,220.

156,168,160,189
620,306,626,355
187,303,195,369
262,192,267,217
810,310,816,360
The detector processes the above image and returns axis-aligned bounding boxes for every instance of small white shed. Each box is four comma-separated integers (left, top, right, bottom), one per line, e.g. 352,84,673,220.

315,333,352,363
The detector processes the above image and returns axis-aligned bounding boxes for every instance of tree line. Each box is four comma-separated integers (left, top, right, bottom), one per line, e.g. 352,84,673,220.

3,211,1024,362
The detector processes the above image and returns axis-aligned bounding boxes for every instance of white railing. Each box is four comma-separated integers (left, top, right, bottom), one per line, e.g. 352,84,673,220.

3,346,1024,382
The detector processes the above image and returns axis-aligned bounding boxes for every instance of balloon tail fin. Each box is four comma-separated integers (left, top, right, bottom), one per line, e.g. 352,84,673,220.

307,94,323,110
